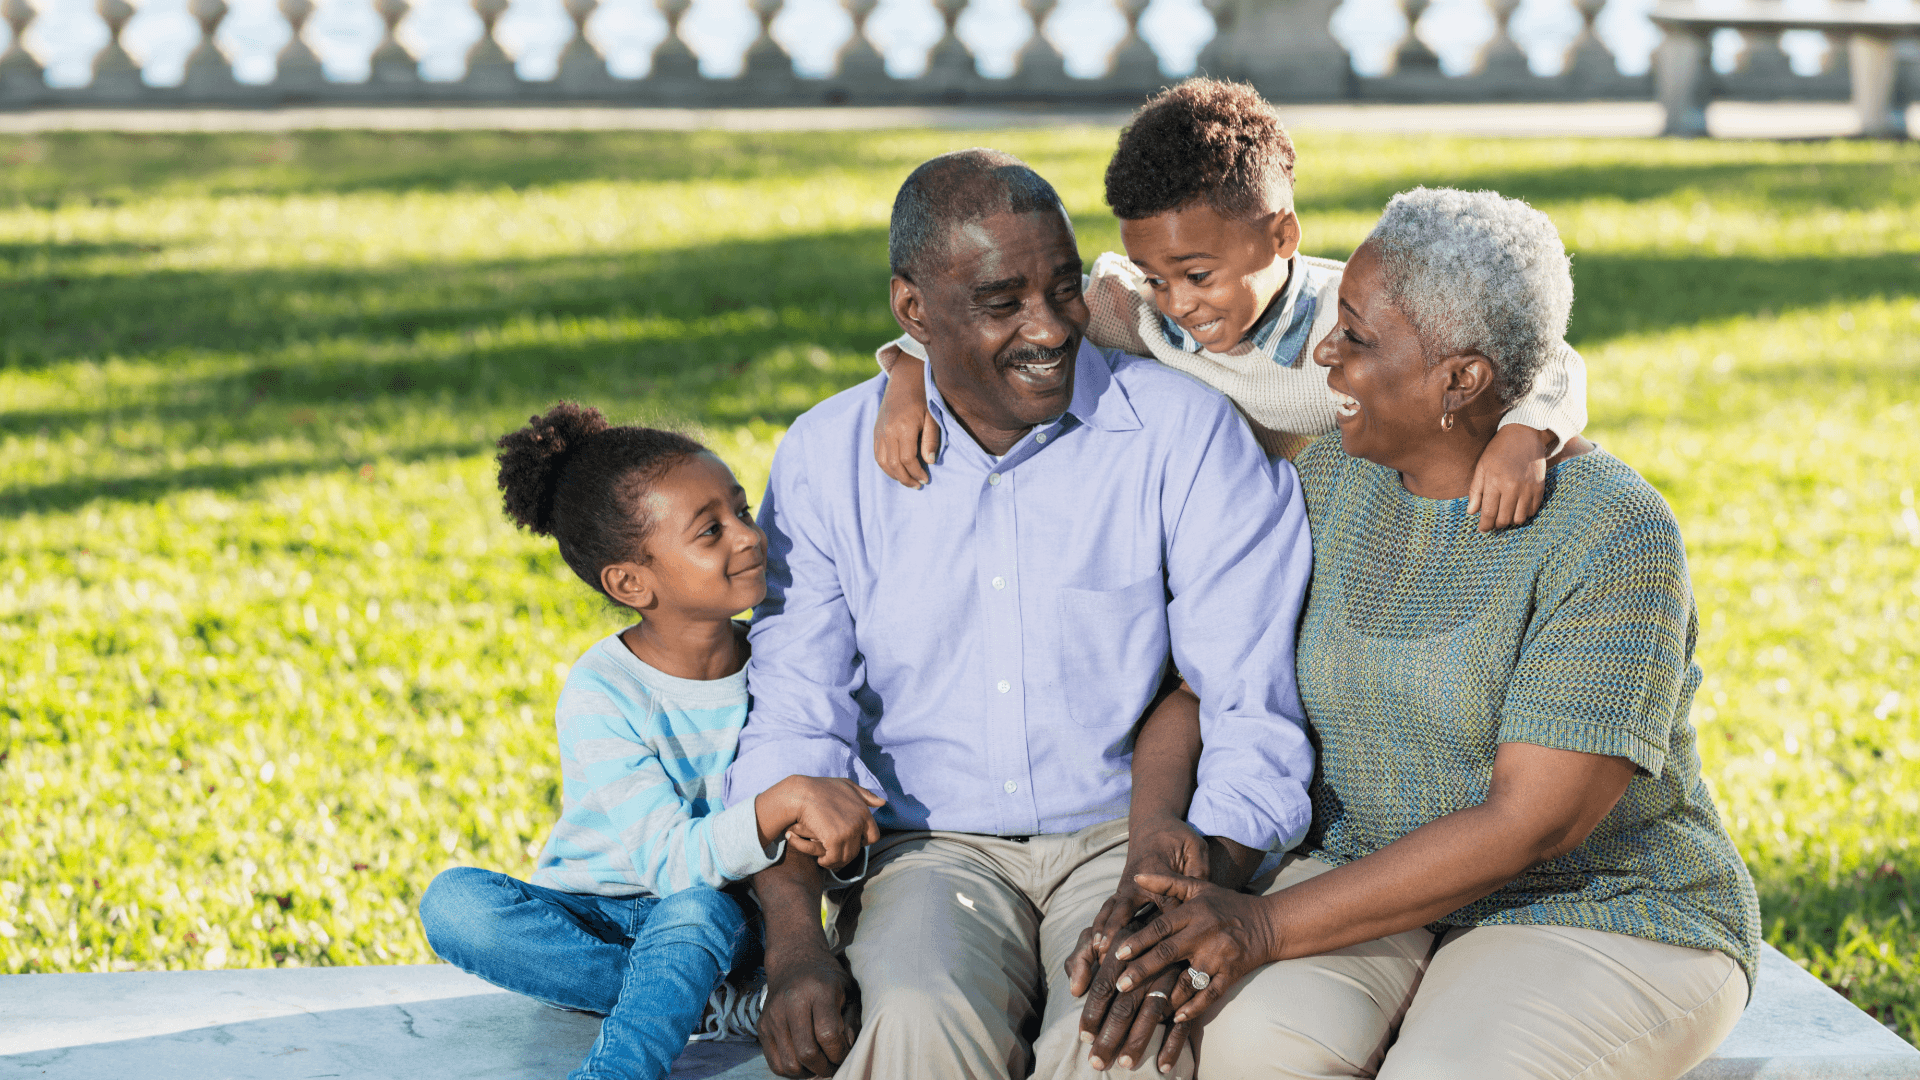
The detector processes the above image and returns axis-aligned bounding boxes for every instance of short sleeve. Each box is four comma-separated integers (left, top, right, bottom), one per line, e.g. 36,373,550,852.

1497,505,1693,777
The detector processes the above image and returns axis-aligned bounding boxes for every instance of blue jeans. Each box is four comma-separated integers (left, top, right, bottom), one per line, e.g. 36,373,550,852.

419,867,749,1080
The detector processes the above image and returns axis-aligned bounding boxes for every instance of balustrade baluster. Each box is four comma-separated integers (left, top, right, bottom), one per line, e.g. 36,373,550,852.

92,0,146,98
0,0,46,99
554,0,613,89
1194,0,1232,76
1479,0,1534,85
1566,0,1622,92
648,0,702,86
1740,28,1795,86
464,0,520,93
275,0,327,92
831,0,888,90
739,0,796,95
925,0,984,96
183,0,238,96
1207,0,1348,100
1393,0,1442,75
1014,0,1074,93
370,0,420,84
1106,0,1164,91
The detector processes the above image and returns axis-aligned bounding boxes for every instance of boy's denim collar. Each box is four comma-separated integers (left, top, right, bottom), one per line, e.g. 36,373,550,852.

1158,254,1321,367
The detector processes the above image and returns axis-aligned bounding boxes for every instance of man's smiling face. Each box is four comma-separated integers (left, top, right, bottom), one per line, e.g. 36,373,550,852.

905,207,1088,445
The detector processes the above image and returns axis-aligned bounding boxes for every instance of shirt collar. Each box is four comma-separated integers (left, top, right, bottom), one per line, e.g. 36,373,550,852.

1158,254,1318,365
922,339,1141,461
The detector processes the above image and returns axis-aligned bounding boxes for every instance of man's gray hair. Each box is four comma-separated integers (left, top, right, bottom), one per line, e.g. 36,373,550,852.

1365,187,1572,406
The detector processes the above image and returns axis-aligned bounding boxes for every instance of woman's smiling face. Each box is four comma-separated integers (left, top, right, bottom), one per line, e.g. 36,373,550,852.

1119,203,1299,353
1312,242,1447,467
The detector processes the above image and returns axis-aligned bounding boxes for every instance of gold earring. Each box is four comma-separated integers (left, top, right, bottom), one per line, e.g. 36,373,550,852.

1441,411,1456,431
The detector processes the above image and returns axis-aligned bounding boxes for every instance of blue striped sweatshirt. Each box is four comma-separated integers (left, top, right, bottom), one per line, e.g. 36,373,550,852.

530,630,779,898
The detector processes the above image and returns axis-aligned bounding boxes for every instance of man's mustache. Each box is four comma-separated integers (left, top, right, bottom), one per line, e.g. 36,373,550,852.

998,342,1073,368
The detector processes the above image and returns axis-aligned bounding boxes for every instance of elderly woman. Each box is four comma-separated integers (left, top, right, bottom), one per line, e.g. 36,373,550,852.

1082,188,1759,1080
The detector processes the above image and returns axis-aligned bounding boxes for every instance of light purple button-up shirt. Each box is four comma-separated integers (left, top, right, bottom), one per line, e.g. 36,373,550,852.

723,341,1315,852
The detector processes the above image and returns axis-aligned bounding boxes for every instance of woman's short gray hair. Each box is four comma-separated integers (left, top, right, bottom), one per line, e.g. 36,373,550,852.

1365,187,1572,406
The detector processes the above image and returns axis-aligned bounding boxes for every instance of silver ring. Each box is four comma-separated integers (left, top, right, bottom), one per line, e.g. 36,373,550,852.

1186,969,1212,991
1145,990,1170,1001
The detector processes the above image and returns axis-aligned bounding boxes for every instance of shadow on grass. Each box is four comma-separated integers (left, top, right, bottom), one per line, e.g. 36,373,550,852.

0,129,1080,207
5,221,1918,515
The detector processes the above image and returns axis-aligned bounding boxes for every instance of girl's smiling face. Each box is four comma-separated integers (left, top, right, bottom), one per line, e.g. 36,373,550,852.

1119,202,1301,353
623,452,768,618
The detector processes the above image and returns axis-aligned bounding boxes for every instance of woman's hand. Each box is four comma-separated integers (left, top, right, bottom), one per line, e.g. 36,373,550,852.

1069,817,1210,992
1105,872,1280,1070
873,347,940,488
1067,819,1209,1071
1467,424,1551,532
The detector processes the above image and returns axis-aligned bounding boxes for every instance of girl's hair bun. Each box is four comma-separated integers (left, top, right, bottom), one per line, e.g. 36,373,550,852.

496,401,611,537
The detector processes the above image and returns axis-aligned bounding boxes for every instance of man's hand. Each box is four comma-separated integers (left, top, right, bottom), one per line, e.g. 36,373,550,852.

873,347,939,488
760,942,860,1078
1064,818,1208,1071
1467,424,1551,532
1067,818,1209,996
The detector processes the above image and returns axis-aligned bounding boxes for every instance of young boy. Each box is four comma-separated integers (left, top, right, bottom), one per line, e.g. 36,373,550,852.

873,78,1587,531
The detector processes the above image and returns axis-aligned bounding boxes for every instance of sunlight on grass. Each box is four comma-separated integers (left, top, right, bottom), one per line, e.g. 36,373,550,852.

1,128,1916,1041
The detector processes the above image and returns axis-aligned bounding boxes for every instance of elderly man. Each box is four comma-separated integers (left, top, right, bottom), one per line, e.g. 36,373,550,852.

722,149,1314,1080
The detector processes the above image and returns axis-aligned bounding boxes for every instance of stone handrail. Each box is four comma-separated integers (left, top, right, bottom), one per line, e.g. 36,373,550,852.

0,0,1910,123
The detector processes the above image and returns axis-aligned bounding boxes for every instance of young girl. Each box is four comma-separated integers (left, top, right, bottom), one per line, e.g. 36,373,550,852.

418,402,884,1080
873,78,1589,532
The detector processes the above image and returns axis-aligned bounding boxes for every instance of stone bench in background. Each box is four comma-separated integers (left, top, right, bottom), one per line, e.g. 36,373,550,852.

2,943,1915,1079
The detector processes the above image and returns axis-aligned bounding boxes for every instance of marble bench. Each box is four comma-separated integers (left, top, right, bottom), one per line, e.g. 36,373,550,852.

2,944,1915,1079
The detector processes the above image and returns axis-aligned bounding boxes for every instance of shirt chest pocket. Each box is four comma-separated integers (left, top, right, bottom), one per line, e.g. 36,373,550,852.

1056,573,1170,729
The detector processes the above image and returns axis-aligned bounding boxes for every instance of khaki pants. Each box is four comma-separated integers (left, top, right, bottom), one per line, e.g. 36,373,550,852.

823,817,1194,1080
1199,856,1748,1080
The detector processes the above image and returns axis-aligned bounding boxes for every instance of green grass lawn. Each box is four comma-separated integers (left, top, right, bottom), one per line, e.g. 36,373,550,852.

2,127,1917,1042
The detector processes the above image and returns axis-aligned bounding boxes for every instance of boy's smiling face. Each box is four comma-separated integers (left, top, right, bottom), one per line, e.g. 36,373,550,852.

1119,202,1301,353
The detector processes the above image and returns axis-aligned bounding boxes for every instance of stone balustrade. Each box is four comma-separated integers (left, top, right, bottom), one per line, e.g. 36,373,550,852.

0,0,1912,112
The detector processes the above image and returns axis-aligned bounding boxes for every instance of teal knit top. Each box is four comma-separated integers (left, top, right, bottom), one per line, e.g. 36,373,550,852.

1293,434,1760,988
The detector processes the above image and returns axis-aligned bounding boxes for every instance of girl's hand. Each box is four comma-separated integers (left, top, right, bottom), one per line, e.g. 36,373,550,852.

1106,873,1280,1073
874,348,940,488
785,777,885,871
1467,424,1551,532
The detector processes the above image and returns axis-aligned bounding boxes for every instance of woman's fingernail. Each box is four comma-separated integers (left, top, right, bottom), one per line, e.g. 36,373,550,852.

1174,1012,1189,1023
1115,976,1133,991
1115,947,1131,959
1080,1031,1094,1044
1089,1058,1106,1071
1119,1057,1134,1070
1160,1064,1174,1075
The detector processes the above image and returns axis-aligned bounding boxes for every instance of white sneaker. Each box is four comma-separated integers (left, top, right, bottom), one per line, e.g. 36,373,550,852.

687,981,765,1043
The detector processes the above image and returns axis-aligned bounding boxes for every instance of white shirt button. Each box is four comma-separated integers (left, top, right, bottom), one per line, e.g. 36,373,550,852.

1004,780,1018,794
1035,433,1047,444
992,576,1006,590
997,679,1011,694
988,472,1002,486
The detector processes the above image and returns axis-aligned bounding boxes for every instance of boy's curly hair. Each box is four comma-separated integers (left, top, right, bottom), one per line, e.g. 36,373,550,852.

496,401,706,603
1104,78,1297,222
